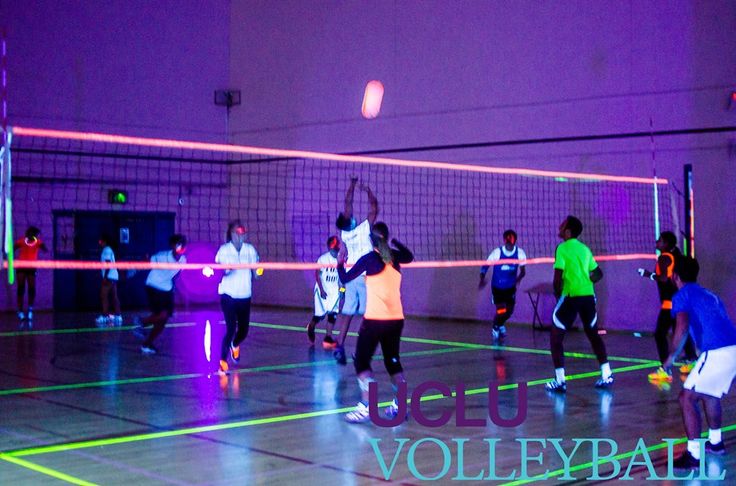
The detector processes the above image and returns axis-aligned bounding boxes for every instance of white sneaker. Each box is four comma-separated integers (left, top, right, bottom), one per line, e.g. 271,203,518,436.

384,399,407,421
95,315,108,326
17,311,25,320
113,315,123,326
345,402,371,423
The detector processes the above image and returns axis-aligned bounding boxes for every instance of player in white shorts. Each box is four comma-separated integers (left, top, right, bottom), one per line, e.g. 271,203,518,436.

307,236,343,345
664,257,736,469
330,177,378,365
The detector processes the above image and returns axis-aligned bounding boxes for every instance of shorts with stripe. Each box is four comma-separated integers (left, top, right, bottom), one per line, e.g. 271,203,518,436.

553,295,597,330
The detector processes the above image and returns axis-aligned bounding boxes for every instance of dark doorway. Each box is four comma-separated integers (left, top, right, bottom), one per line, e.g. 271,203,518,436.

53,211,175,312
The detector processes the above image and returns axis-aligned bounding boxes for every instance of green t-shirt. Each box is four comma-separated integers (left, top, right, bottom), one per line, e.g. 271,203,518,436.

554,238,598,297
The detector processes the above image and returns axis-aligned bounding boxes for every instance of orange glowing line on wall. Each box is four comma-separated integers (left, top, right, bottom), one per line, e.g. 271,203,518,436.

4,254,656,271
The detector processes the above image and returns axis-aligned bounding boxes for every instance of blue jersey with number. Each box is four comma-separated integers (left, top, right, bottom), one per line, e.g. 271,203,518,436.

492,246,519,289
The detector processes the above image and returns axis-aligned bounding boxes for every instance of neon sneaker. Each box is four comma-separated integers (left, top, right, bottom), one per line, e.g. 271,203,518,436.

218,360,229,375
545,380,567,393
498,325,507,338
672,451,700,470
706,440,726,455
648,367,673,383
679,361,696,375
322,336,337,349
595,376,614,389
26,309,33,321
384,399,407,421
95,315,108,327
113,315,123,326
345,402,370,423
306,321,316,344
17,311,25,321
140,345,157,355
230,343,240,363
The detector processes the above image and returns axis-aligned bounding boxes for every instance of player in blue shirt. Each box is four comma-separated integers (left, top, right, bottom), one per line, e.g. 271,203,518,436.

665,257,736,469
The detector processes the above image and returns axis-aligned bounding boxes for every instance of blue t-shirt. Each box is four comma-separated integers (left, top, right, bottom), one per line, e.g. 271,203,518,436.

671,283,736,352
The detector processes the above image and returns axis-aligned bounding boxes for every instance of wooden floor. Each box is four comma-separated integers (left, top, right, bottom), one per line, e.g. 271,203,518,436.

1,307,734,485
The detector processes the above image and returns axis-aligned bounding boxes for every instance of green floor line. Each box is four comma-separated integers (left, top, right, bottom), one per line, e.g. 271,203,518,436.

0,453,98,486
249,321,657,365
0,322,195,338
0,347,471,397
5,362,658,458
1,319,657,365
499,422,736,485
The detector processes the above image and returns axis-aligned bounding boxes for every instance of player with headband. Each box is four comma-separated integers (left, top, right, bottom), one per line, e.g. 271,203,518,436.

135,234,187,354
330,177,378,365
13,226,48,323
307,236,343,345
215,220,260,375
479,229,526,342
338,222,414,423
637,231,697,382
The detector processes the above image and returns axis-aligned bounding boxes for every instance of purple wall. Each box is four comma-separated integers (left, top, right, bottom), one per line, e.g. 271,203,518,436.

3,1,735,329
225,1,736,328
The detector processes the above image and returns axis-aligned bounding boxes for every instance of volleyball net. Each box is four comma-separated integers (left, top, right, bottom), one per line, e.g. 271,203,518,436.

2,126,675,279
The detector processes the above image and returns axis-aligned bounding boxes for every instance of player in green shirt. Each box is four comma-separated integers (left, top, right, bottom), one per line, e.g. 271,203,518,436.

545,216,612,393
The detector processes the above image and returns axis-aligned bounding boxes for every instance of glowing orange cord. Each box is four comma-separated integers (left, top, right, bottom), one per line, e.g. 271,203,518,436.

13,127,667,185
4,254,656,271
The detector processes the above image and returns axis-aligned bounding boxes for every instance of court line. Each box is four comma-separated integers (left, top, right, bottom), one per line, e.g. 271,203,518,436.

0,322,196,338
0,347,470,397
249,321,657,364
0,453,98,485
4,362,656,458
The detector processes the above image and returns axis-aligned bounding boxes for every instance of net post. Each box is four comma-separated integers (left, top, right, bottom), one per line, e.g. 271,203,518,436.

684,164,694,258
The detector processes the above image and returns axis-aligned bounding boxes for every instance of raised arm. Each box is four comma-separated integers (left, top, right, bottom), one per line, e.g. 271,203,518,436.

363,184,379,225
391,238,413,264
342,177,359,221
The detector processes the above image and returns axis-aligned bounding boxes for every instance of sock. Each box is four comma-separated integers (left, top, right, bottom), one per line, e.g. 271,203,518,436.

601,362,612,380
687,440,701,460
555,368,566,383
709,428,722,445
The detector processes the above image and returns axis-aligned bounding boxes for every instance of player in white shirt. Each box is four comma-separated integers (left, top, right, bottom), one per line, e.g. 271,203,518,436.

307,236,343,345
97,234,122,326
329,177,378,365
478,230,526,342
135,234,187,354
215,221,260,375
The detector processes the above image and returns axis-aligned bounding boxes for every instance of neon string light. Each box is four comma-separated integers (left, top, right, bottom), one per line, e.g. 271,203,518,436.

12,127,668,185
4,253,656,271
0,321,195,338
6,362,657,458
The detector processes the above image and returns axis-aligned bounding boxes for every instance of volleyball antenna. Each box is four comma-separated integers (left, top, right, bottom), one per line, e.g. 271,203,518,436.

0,29,13,285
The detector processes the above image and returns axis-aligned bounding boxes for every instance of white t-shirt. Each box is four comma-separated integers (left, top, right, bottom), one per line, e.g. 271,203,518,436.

100,246,119,281
486,245,527,270
146,250,186,292
216,242,259,299
316,251,340,298
341,219,372,265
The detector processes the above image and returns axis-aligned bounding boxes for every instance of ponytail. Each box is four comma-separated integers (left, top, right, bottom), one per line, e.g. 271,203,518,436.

370,221,393,265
